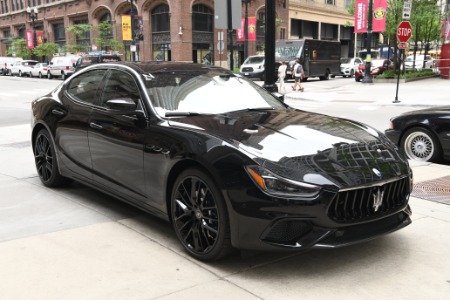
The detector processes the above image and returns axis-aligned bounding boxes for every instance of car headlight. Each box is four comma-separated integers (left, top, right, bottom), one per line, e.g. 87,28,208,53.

245,165,320,199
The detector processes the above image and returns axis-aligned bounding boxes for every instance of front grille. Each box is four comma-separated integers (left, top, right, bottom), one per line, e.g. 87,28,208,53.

328,177,410,222
241,67,254,72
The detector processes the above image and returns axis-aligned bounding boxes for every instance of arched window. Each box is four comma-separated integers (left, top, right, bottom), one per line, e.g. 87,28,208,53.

152,4,169,33
152,4,171,61
99,13,113,39
192,4,213,32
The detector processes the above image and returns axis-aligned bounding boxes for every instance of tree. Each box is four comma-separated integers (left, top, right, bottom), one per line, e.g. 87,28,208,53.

33,42,59,63
66,23,92,53
7,38,33,59
94,21,124,52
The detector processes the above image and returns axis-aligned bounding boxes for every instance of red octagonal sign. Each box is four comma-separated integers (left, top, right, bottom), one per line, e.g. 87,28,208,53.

397,21,412,43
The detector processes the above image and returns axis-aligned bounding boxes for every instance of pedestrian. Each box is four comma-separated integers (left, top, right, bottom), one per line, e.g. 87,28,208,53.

277,61,287,92
292,59,304,92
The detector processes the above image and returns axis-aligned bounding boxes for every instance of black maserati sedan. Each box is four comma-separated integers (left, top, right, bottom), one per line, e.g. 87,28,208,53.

385,106,450,163
31,61,412,261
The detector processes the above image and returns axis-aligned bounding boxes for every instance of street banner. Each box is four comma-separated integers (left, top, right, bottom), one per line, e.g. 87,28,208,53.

26,30,34,49
372,0,387,32
354,0,368,33
36,31,44,46
236,17,257,42
132,15,144,41
122,15,132,41
443,17,450,40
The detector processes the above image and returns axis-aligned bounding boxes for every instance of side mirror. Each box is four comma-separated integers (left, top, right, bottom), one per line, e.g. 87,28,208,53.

106,98,137,111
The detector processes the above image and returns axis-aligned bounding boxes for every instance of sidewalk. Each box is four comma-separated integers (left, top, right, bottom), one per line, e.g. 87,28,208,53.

283,76,450,106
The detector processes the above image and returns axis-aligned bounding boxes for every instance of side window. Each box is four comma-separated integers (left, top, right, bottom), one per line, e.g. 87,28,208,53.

66,69,106,105
100,70,140,108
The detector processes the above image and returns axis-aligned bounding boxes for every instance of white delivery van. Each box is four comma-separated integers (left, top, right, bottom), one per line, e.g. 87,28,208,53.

0,57,23,75
47,55,81,80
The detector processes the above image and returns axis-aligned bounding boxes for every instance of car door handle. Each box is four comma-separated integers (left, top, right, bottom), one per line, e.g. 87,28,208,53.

90,122,103,129
52,109,65,116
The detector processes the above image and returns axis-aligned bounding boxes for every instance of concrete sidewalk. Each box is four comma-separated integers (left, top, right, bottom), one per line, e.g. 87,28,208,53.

283,76,450,107
1,80,450,298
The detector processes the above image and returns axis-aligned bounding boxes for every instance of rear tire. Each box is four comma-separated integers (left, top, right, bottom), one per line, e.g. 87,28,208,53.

47,72,53,79
34,129,72,187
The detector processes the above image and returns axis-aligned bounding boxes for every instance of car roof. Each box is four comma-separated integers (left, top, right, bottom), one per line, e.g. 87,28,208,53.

85,61,229,74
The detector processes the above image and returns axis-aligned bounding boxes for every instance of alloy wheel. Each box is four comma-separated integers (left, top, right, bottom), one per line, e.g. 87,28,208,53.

172,175,221,257
34,133,54,182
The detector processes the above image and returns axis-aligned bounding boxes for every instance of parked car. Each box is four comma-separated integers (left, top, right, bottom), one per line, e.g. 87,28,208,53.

10,60,39,77
239,54,265,80
74,53,121,72
355,59,393,82
0,56,23,75
47,55,80,80
404,54,434,71
385,106,450,163
30,63,49,78
339,57,363,78
31,61,413,261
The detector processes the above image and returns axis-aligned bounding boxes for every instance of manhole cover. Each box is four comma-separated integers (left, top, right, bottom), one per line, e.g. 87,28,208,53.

411,176,450,205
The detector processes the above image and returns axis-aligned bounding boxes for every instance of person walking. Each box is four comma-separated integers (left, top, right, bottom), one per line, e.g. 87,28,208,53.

277,61,287,92
291,59,304,92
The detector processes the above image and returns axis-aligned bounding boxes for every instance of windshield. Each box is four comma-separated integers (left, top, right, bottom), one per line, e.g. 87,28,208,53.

145,70,286,116
244,56,264,64
340,58,351,64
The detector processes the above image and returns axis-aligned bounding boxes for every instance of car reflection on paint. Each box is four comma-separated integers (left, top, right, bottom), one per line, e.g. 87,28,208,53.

31,61,412,261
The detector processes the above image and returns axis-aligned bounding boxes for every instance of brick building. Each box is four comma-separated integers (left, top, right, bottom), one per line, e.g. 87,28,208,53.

0,0,360,65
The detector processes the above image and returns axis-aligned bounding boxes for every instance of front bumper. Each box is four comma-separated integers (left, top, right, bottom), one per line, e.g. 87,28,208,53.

225,175,412,251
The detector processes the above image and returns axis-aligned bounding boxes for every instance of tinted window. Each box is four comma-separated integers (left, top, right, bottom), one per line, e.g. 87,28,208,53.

100,70,140,108
67,69,106,105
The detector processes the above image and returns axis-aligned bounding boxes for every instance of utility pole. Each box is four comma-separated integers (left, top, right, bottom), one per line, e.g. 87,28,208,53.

362,0,373,84
262,0,278,92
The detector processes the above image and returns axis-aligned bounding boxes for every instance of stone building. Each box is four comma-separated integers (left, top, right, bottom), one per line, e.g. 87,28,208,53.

0,0,358,65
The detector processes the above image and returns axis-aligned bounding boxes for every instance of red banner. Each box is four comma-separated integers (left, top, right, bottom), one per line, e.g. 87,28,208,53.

354,0,368,33
236,17,256,42
373,0,387,32
26,30,34,49
36,31,44,46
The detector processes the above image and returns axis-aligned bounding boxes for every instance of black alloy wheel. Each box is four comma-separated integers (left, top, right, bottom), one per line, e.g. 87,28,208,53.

171,168,232,261
34,129,71,187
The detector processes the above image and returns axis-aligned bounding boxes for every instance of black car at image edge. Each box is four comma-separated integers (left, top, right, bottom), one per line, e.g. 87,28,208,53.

31,61,413,261
385,106,450,163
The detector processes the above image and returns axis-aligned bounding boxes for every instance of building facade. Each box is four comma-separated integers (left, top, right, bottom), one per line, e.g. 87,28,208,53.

0,0,358,65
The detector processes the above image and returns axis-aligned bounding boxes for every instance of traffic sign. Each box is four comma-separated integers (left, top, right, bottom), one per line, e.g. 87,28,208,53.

402,1,412,20
398,42,409,49
397,21,412,43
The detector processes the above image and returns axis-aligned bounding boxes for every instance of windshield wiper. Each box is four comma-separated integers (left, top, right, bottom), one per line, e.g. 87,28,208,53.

165,111,212,117
226,107,276,113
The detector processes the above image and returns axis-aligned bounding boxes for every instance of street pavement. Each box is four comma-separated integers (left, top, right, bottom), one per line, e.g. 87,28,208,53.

1,77,450,299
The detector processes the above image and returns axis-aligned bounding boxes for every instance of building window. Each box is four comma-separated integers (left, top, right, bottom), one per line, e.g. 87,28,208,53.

53,23,66,51
279,28,286,40
152,4,169,32
192,4,213,32
326,0,335,5
99,13,113,39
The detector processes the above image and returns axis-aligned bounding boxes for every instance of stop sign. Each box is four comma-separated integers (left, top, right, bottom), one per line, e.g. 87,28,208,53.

397,21,412,43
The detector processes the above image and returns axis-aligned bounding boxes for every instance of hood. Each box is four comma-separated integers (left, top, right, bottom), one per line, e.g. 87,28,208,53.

169,109,410,188
399,106,450,117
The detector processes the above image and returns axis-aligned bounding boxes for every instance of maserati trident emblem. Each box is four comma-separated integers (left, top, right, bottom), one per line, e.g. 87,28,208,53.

372,168,382,177
372,187,384,212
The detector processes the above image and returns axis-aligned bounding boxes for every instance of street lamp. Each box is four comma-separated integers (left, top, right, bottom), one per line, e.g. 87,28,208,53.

27,6,38,50
127,0,137,62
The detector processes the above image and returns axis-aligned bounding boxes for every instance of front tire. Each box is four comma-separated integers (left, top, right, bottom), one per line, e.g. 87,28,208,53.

34,129,71,187
401,127,442,162
47,72,53,79
61,72,66,80
171,168,232,261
